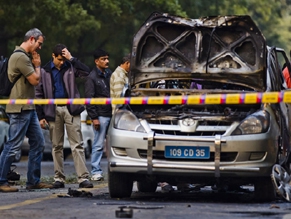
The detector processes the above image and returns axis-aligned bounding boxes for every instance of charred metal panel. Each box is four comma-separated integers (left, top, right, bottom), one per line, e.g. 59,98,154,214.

130,12,266,91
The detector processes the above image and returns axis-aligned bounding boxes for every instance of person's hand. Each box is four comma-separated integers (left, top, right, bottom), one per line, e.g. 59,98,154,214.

32,51,41,68
39,119,49,130
92,119,100,131
62,48,73,61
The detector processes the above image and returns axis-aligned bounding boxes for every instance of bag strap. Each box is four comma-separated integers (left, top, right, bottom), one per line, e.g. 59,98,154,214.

11,50,29,84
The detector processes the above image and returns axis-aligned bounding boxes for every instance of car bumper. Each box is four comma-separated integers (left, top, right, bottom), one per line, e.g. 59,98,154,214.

107,127,279,179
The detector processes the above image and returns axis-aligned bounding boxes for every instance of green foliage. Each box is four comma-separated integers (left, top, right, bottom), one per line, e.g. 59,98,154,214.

0,0,290,72
0,0,185,69
179,0,291,54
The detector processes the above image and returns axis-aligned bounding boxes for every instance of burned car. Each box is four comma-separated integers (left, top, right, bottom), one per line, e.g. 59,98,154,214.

107,12,291,201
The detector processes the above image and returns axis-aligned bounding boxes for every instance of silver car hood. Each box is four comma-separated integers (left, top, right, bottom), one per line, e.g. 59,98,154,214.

130,12,267,91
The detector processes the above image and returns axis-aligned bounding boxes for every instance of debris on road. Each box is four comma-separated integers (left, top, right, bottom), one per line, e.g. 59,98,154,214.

115,205,164,218
57,188,93,198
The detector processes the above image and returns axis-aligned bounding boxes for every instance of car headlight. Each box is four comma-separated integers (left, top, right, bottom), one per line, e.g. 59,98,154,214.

231,110,270,135
114,110,146,133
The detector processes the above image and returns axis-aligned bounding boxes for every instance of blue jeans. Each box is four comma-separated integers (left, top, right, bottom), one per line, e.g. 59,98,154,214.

91,116,111,175
0,110,44,186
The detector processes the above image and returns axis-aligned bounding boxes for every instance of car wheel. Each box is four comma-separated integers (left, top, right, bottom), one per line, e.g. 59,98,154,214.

42,153,53,161
63,148,71,160
13,150,22,163
0,143,3,154
84,142,91,159
137,180,157,193
108,166,133,198
0,136,7,154
254,177,276,202
271,164,291,202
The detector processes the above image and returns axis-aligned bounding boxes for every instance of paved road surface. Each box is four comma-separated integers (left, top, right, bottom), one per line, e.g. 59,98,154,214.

1,156,291,219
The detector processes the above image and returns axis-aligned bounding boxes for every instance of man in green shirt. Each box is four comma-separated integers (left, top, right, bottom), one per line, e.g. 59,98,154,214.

0,28,53,192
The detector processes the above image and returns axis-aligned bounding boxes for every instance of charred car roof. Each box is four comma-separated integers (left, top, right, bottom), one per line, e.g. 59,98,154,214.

130,12,267,91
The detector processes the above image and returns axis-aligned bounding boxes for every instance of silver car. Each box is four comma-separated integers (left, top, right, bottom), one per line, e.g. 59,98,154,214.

107,13,291,201
0,105,22,162
21,110,94,160
0,106,9,155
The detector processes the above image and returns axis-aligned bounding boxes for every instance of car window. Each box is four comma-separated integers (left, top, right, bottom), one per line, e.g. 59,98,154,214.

275,48,291,89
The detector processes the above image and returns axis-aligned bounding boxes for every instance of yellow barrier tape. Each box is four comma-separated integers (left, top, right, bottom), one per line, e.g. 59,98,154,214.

1,91,291,105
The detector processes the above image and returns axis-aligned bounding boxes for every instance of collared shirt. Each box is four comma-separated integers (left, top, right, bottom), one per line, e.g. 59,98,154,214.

110,66,128,113
97,67,111,79
51,61,67,98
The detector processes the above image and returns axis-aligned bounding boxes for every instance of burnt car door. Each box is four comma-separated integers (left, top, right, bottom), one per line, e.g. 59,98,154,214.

268,47,291,171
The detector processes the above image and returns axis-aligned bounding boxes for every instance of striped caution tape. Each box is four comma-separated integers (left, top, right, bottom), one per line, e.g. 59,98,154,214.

1,91,291,105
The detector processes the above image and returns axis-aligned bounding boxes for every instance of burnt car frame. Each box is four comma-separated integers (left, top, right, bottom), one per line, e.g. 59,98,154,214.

107,12,291,201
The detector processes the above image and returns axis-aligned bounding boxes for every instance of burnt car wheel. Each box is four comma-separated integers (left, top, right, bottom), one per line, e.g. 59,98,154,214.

137,180,157,193
108,166,133,198
254,177,276,202
271,164,291,202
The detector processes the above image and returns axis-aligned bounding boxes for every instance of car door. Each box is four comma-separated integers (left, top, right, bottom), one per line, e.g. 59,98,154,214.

267,47,291,169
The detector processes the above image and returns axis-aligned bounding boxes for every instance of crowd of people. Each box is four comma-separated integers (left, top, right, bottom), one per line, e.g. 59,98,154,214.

0,27,132,192
0,27,193,193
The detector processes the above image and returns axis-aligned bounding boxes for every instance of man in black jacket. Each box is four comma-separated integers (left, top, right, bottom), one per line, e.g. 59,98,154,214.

84,49,112,181
35,44,93,189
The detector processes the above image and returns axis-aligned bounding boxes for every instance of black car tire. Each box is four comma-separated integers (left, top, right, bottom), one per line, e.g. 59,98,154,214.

0,143,3,154
137,180,157,193
254,177,276,202
42,153,53,161
108,165,133,198
63,148,71,160
84,143,91,159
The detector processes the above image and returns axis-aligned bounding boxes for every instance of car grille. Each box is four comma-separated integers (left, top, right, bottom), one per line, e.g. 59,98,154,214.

147,119,231,136
138,149,237,162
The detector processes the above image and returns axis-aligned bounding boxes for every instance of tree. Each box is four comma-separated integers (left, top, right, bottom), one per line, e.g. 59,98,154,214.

0,0,185,68
179,0,291,54
1,0,291,69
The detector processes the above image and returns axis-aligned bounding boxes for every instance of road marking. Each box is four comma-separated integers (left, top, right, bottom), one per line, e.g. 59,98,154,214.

0,184,107,210
0,194,57,210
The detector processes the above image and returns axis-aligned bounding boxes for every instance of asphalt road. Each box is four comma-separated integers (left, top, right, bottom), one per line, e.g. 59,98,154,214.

1,156,291,219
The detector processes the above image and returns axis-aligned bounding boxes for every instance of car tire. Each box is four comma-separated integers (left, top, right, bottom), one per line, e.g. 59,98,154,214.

108,166,133,198
254,177,276,202
137,180,157,193
0,143,3,154
13,150,22,163
84,142,91,159
42,153,53,161
63,148,71,160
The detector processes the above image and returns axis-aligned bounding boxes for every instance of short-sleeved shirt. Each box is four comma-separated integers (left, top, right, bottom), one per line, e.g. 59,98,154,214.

6,46,36,113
